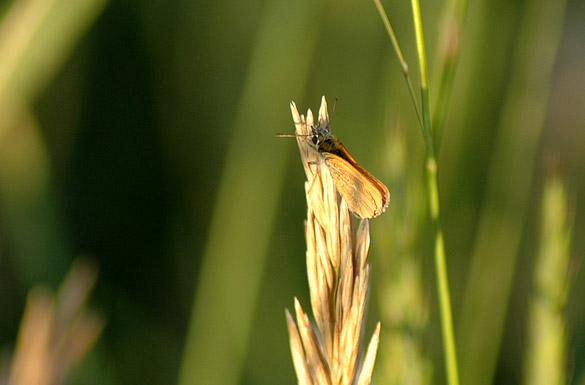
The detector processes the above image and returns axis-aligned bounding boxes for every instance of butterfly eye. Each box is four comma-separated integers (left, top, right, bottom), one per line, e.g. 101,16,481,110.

312,136,318,145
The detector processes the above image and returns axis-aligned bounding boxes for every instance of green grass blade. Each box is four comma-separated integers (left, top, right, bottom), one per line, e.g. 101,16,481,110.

431,0,468,154
524,176,573,385
0,0,108,102
457,0,569,383
0,0,108,284
176,1,321,384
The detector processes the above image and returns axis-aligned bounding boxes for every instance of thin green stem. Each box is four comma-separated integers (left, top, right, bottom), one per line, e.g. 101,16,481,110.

426,159,459,385
410,0,432,147
372,0,422,129
373,0,460,382
410,1,460,385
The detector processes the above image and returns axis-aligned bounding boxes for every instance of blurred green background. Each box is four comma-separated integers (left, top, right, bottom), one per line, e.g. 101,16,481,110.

0,0,583,384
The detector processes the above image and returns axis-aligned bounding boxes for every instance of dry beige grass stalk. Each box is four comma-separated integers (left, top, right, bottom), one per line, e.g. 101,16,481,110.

286,96,381,385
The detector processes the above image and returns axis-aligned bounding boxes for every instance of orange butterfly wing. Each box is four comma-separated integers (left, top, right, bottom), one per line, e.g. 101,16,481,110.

321,151,389,219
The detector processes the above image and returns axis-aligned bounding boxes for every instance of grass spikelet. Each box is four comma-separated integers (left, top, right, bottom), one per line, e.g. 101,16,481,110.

286,96,381,385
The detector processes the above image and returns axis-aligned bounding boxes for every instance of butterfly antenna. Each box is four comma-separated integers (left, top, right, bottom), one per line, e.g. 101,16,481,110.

275,133,312,138
332,97,338,120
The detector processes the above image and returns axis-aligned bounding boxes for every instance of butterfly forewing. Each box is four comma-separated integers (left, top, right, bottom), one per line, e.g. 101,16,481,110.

322,152,389,219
